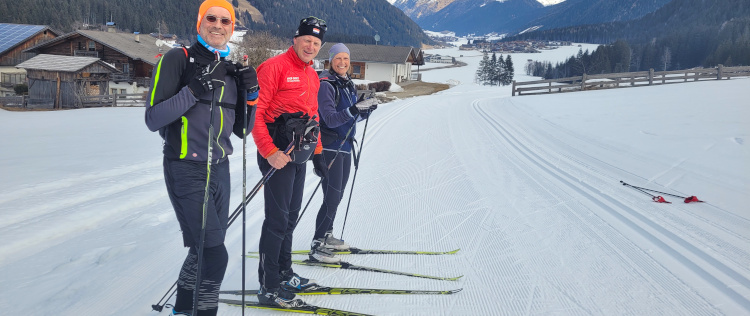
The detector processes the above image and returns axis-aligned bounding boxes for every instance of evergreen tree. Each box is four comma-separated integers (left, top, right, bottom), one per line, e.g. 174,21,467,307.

488,53,499,86
476,52,490,84
494,54,506,86
504,55,514,85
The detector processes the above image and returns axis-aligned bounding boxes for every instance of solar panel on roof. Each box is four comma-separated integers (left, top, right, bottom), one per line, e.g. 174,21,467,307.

0,23,45,55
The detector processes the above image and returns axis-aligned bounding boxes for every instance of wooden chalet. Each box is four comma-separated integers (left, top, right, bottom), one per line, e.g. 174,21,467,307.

16,54,119,109
24,29,164,88
317,43,424,83
0,23,59,96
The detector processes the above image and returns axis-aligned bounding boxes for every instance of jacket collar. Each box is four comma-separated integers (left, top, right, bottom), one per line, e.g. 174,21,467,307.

284,46,313,68
190,42,224,64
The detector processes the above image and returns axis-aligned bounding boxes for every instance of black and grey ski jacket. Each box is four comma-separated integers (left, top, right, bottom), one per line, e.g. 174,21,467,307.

145,43,252,163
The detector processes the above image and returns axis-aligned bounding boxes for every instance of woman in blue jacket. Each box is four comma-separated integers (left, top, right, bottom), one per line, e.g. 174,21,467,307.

309,43,378,263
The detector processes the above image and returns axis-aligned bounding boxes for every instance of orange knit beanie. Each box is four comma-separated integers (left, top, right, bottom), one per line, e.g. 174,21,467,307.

196,0,235,33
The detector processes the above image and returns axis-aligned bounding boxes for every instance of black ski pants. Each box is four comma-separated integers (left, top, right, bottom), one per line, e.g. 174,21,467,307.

163,157,230,248
163,157,230,315
257,152,307,288
314,150,351,240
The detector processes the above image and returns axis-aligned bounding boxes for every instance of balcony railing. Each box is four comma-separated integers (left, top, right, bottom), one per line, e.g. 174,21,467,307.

74,50,99,57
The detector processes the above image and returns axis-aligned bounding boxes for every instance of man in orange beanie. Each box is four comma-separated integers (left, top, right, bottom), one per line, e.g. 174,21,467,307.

145,0,259,315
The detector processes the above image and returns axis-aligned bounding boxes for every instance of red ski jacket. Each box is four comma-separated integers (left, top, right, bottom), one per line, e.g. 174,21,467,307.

252,46,323,158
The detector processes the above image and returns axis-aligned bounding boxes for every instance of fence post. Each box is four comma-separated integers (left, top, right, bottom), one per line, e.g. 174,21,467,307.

648,69,654,85
580,73,587,91
512,80,516,96
717,64,723,80
112,94,117,107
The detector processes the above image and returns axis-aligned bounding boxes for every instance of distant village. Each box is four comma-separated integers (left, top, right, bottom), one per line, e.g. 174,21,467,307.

459,39,573,54
425,30,573,54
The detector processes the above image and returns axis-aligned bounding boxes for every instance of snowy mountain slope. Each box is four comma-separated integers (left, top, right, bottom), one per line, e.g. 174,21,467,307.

0,43,749,315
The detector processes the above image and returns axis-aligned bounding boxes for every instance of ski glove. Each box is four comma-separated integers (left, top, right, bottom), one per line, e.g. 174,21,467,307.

357,98,379,111
236,64,260,94
312,154,328,178
188,60,226,97
349,98,379,116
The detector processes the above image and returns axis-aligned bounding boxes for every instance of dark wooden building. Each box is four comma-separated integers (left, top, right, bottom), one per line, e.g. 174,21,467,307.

16,54,119,109
24,30,164,88
0,23,59,66
0,23,59,96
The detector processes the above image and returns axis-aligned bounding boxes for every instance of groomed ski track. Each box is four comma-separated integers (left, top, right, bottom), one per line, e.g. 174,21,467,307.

0,46,748,315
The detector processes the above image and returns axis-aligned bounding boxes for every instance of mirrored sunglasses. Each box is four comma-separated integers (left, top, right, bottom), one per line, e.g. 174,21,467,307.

205,15,232,26
301,16,327,31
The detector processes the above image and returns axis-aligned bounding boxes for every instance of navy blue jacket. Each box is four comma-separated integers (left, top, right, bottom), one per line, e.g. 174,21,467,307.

317,70,370,153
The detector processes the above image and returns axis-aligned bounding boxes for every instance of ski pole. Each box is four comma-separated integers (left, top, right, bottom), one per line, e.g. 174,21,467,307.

620,180,702,203
620,181,670,203
240,55,249,316
296,113,360,226
192,52,222,316
340,113,372,239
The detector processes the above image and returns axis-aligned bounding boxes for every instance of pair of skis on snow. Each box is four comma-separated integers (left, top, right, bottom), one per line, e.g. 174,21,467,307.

221,247,462,315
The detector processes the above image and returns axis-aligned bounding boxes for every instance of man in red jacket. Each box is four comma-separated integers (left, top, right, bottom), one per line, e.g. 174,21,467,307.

251,16,329,308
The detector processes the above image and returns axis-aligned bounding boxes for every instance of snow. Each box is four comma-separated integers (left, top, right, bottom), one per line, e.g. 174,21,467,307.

536,0,566,6
1,41,749,316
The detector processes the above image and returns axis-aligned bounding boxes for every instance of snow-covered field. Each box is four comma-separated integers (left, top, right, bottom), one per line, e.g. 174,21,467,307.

1,42,748,316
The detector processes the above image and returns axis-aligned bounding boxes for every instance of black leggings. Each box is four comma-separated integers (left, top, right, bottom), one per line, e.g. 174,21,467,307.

314,150,351,240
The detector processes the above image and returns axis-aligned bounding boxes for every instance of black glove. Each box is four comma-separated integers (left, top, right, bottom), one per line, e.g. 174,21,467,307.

312,154,328,178
236,64,259,94
188,60,226,97
348,105,360,117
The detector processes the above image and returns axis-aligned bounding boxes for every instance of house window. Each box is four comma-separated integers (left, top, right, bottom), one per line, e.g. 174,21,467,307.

88,41,96,51
352,65,361,75
122,64,129,74
111,88,118,95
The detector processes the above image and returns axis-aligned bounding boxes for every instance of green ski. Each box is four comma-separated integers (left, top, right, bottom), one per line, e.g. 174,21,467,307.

248,248,460,255
246,255,462,281
221,286,462,296
219,298,372,316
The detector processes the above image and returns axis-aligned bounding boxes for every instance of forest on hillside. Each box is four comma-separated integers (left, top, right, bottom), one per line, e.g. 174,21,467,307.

240,0,429,46
0,0,200,37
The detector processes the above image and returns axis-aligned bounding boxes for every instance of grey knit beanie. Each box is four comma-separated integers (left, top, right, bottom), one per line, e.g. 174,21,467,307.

328,43,350,62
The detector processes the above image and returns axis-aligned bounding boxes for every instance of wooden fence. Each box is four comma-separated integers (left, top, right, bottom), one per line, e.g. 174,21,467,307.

0,96,25,108
512,65,750,96
79,93,148,107
0,93,148,109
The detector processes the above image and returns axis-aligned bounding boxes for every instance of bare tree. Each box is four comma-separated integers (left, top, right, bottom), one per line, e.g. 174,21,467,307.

229,31,286,68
